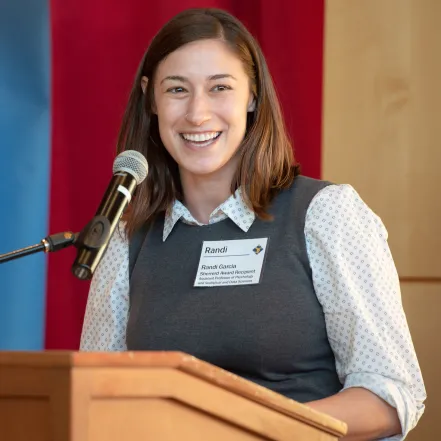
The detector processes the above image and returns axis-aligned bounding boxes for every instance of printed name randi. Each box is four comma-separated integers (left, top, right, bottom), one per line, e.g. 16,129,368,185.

205,246,228,254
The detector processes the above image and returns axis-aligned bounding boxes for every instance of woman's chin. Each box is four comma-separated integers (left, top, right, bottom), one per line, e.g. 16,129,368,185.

182,165,222,177
176,150,240,179
179,159,231,178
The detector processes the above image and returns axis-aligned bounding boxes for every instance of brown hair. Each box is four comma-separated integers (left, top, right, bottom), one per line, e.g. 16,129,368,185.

117,8,299,238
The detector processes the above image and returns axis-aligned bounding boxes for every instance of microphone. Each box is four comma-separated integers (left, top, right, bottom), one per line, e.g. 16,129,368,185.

71,150,148,280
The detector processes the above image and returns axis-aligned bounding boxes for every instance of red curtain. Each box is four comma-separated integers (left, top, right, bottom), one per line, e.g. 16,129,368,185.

46,0,324,349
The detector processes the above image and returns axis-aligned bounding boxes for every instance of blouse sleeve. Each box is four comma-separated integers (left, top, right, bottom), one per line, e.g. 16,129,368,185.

80,223,130,351
304,184,426,440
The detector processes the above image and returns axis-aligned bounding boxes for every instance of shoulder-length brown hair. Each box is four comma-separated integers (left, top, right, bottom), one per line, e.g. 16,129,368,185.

117,8,299,238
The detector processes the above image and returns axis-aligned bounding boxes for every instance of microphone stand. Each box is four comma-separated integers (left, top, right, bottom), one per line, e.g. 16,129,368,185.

0,231,77,264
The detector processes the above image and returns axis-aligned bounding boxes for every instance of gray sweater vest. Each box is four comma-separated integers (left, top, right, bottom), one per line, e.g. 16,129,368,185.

126,176,343,403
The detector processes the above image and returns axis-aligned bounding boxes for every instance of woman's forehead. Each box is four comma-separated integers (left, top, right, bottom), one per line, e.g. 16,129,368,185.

155,39,247,81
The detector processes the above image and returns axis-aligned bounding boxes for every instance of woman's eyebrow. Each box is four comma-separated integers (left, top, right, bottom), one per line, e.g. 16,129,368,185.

160,73,237,84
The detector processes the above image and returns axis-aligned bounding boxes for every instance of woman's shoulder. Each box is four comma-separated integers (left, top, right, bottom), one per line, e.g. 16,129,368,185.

307,181,375,213
305,181,387,238
277,174,335,207
291,176,371,209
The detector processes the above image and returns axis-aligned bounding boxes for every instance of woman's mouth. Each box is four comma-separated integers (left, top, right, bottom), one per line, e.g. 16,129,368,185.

180,131,222,148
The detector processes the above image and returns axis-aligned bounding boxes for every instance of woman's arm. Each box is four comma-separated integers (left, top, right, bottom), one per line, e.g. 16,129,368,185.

80,224,129,351
307,387,401,440
304,184,426,440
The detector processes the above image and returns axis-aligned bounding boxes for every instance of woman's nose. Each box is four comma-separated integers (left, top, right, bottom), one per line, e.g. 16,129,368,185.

185,93,211,126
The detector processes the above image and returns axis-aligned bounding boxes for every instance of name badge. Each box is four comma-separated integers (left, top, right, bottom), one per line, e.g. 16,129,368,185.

194,238,269,287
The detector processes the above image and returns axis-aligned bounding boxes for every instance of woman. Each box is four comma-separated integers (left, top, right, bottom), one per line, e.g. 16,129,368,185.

80,8,426,440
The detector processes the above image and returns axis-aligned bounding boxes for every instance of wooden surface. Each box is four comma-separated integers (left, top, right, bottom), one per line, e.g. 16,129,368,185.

88,398,270,441
0,351,347,441
322,1,441,439
322,0,441,279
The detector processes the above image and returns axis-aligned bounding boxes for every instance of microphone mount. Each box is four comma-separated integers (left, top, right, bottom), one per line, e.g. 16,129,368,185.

71,215,112,280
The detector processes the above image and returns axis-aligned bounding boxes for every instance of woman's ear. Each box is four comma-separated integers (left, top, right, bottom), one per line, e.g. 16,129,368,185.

247,94,256,112
141,76,148,94
141,76,157,114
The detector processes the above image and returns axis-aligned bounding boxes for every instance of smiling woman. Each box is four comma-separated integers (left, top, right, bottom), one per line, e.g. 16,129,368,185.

80,8,426,441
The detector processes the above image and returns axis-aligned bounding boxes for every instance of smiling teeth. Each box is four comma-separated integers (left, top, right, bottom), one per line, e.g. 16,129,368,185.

182,132,220,142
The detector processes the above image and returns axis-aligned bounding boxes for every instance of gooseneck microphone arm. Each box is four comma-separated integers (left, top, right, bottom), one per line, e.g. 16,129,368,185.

0,231,77,264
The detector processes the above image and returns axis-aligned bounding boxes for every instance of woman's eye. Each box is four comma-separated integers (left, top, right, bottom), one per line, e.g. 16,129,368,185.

167,87,186,94
212,85,232,92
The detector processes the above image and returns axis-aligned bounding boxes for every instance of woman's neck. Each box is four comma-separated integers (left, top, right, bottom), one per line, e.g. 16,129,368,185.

179,161,238,224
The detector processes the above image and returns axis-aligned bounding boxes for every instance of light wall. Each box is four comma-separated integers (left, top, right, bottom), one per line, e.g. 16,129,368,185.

322,1,441,439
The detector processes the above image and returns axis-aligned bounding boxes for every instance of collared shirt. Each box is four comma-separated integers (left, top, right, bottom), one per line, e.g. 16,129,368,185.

163,186,254,241
80,183,426,440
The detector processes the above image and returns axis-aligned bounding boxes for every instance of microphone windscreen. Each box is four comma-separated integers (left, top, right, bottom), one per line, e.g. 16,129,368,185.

113,150,148,185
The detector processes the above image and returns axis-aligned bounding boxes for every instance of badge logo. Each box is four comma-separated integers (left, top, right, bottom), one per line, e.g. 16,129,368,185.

253,245,264,255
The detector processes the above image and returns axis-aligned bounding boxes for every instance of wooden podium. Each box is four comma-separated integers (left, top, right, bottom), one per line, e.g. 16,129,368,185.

0,351,347,441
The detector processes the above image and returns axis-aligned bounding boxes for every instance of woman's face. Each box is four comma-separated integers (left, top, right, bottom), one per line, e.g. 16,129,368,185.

152,39,255,180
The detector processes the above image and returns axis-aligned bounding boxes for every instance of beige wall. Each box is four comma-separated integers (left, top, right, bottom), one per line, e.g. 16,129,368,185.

322,1,441,439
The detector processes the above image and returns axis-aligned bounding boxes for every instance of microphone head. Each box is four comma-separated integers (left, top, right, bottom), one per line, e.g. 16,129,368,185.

113,150,148,185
